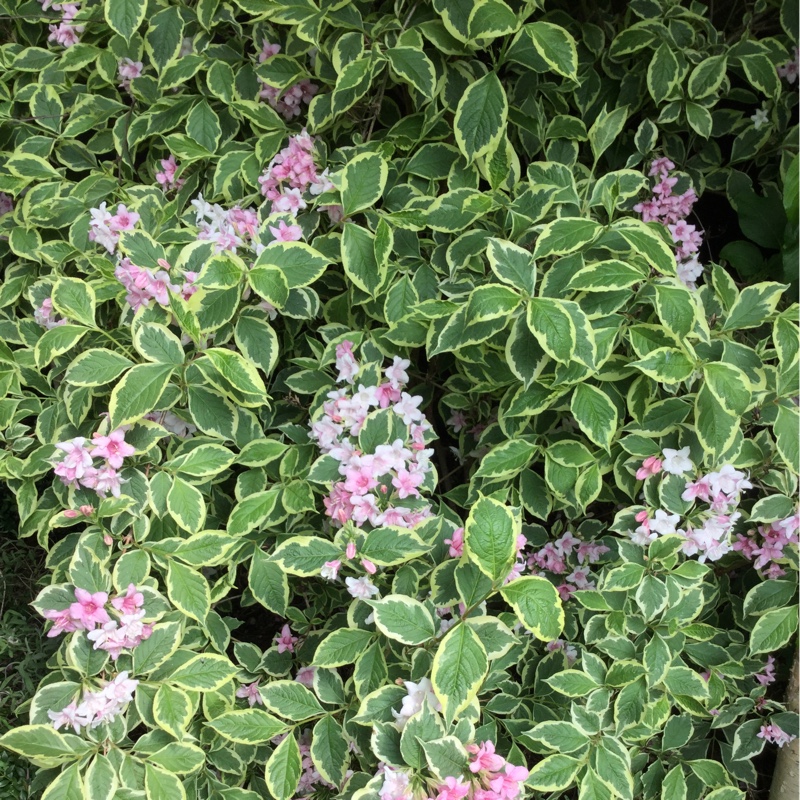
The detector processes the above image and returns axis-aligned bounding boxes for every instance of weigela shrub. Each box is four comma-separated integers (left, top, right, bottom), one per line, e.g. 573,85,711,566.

0,0,798,799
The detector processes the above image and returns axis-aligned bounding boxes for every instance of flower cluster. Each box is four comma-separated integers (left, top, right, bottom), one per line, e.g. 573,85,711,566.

378,739,529,800
34,297,66,330
630,451,758,562
40,584,152,660
525,531,609,601
733,512,800,579
758,722,796,748
48,672,139,733
778,47,799,84
118,58,143,91
258,40,318,120
155,153,184,192
114,256,196,312
308,342,434,531
258,130,335,218
191,193,260,254
634,158,704,290
51,428,135,498
88,202,139,254
40,0,83,48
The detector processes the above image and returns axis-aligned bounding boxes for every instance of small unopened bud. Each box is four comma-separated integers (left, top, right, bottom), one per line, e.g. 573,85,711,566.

157,258,171,270
103,534,114,546
345,542,356,560
63,509,79,518
80,505,94,516
361,559,376,575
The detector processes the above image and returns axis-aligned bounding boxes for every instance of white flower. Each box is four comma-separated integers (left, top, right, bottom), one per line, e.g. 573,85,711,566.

391,677,441,729
751,107,769,130
345,576,379,600
630,525,657,546
662,446,693,475
650,509,681,536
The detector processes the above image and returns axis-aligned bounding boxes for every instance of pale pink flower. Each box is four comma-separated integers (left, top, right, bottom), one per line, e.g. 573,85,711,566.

236,681,263,707
69,588,110,630
90,429,135,469
274,624,298,654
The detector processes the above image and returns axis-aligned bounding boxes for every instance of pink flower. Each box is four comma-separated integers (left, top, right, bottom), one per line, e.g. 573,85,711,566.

90,428,135,469
274,624,298,654
48,702,82,734
111,584,144,616
295,666,316,688
335,341,360,384
468,741,506,773
268,220,303,242
320,560,341,580
236,681,263,707
69,588,110,630
392,468,423,499
434,776,470,800
42,608,78,637
444,527,464,558
635,456,663,481
758,723,796,747
108,204,139,232
489,763,530,800
118,58,143,89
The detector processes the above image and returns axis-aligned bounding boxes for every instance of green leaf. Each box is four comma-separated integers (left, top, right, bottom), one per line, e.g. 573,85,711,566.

534,218,602,258
134,323,184,365
145,763,186,800
84,754,117,800
249,264,290,309
721,282,785,331
475,439,537,480
166,561,211,623
454,71,508,163
528,754,583,791
202,348,267,401
526,297,576,363
648,42,680,104
169,653,238,691
235,313,279,376
314,628,374,667
570,260,646,291
749,606,799,655
422,736,470,781
265,733,302,800
254,241,331,290
153,684,193,739
104,0,147,40
500,576,564,640
228,490,280,537
52,277,96,327
571,384,618,451
387,47,436,98
260,680,325,721
206,709,287,744
431,623,488,724
612,220,676,275
34,325,88,369
631,347,695,385
464,496,519,581
42,763,84,800
528,720,590,753
527,21,578,79
365,596,436,645
342,223,385,297
662,666,710,700
148,742,205,775
186,101,221,152
310,716,349,785
271,536,341,576
487,237,537,295
358,527,431,565
341,153,388,216
167,477,206,533
133,621,182,674
588,106,629,162
688,55,728,98
0,725,78,761
65,349,133,387
108,363,174,430
249,549,289,615
546,670,599,697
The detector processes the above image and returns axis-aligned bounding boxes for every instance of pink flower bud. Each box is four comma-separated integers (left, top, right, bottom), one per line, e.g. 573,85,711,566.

361,559,376,574
346,542,356,560
80,505,94,516
634,510,649,523
103,534,114,546
63,509,79,518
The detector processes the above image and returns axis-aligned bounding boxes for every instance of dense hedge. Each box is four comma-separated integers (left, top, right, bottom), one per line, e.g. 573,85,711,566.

0,0,798,799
